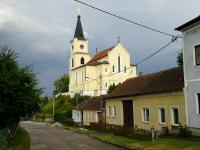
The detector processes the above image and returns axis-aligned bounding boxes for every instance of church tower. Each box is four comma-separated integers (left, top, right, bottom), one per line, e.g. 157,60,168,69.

69,15,91,70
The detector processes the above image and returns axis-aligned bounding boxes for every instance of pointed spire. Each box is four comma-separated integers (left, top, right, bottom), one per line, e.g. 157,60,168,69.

74,15,85,40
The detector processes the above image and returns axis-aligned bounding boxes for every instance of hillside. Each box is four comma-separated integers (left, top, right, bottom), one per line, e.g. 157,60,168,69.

41,95,89,118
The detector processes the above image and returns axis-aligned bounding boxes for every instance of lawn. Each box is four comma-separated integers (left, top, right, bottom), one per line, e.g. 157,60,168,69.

67,127,200,150
96,134,200,150
8,127,30,150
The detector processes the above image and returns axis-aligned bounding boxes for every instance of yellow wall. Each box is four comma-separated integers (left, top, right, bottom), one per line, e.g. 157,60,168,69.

106,92,186,131
83,110,99,126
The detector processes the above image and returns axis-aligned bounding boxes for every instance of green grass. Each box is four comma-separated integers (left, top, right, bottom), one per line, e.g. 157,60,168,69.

95,134,200,150
67,127,200,150
8,127,30,150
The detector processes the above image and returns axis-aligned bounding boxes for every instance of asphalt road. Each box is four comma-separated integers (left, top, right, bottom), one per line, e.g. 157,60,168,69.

21,121,125,150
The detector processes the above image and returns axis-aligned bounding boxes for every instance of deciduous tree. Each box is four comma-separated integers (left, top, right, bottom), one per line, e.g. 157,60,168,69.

0,45,42,128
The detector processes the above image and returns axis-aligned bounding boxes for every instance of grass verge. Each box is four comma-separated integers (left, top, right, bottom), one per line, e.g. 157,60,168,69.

8,127,30,150
67,127,200,150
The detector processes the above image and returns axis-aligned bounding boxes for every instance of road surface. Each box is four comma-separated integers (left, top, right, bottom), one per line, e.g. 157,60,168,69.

21,121,125,150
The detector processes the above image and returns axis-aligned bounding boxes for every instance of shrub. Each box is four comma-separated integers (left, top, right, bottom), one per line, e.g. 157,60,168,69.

179,125,192,138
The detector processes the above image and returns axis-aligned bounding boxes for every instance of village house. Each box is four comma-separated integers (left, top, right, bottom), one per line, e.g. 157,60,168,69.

105,67,186,134
72,95,107,126
175,16,200,133
68,15,137,97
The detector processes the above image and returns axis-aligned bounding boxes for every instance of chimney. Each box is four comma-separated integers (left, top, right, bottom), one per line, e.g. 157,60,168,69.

96,47,98,54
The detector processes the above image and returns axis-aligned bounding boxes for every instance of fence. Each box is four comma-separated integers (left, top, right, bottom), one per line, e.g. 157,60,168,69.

0,123,18,150
90,123,151,139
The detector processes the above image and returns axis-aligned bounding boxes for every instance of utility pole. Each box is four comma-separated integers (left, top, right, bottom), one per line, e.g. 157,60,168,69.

53,96,55,122
99,74,103,126
100,74,102,111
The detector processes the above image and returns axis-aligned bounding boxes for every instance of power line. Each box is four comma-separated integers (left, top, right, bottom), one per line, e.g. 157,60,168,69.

74,0,181,38
101,37,178,79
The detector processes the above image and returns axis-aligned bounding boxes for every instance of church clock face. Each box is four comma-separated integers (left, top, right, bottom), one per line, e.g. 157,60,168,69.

80,44,84,49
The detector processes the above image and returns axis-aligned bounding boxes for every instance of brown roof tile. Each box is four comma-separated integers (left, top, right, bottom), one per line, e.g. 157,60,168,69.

106,67,184,99
75,95,108,110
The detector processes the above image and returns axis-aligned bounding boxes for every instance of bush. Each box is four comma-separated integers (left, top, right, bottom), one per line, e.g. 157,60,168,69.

179,125,192,138
54,112,73,126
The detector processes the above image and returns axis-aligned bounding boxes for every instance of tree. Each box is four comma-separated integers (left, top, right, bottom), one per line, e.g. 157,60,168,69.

0,45,42,128
107,83,119,94
54,74,69,95
177,50,183,68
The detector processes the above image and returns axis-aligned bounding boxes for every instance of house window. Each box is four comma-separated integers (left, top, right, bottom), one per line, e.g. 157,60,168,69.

112,106,116,117
105,68,107,72
195,44,200,66
72,45,74,50
80,57,85,64
143,107,150,122
124,66,126,73
107,106,112,116
159,107,166,123
118,56,121,72
105,83,108,87
112,65,115,72
172,107,179,125
197,93,200,114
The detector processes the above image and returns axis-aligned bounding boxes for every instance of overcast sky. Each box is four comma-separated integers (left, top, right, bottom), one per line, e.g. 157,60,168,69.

0,0,200,95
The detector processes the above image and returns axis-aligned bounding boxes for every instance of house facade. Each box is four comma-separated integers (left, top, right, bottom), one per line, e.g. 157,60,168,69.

68,15,137,97
176,16,200,132
105,67,186,133
72,95,107,126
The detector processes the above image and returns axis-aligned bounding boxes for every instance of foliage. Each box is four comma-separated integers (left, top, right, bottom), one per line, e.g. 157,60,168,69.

107,83,118,94
0,45,42,128
40,96,49,107
41,95,89,118
54,74,69,95
177,50,183,68
8,127,30,150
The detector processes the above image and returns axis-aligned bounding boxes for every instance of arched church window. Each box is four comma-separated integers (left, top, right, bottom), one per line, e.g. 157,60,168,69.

72,59,74,68
81,57,85,64
118,56,121,72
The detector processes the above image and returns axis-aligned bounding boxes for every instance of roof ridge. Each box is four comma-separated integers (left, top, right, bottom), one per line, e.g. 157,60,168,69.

128,67,181,81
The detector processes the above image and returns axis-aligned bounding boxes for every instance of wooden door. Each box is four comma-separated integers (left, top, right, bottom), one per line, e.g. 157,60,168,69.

123,100,133,127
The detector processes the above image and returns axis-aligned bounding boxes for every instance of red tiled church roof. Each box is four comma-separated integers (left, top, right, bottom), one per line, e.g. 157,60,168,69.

89,46,115,62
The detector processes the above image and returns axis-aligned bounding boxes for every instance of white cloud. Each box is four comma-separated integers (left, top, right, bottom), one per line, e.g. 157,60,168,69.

0,0,72,55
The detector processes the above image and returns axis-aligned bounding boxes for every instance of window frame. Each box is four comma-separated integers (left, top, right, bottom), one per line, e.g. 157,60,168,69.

171,107,179,126
158,107,166,124
196,93,200,115
194,44,200,66
142,107,150,123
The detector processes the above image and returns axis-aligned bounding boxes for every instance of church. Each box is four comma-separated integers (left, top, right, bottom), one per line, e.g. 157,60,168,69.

68,15,137,97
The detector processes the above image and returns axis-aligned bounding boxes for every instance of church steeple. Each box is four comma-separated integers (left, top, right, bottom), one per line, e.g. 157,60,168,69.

74,15,85,40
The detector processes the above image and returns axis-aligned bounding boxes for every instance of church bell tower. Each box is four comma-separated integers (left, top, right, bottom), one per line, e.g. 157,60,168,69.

69,14,90,71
